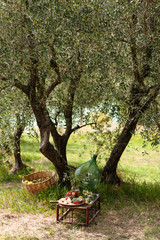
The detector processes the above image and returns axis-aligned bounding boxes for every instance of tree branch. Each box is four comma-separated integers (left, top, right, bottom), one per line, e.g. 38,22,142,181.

130,14,145,87
140,0,152,79
40,76,60,107
136,82,160,119
27,32,40,97
50,119,62,145
50,42,61,79
0,76,29,94
14,79,29,95
71,122,96,134
64,51,83,136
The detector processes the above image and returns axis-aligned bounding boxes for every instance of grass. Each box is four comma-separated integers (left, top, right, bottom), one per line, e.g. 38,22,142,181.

0,133,160,239
120,135,160,183
0,184,68,214
1,133,160,201
19,133,160,183
0,164,20,183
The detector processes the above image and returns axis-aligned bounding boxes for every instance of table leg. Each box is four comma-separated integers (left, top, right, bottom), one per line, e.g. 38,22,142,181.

56,204,59,222
86,209,89,226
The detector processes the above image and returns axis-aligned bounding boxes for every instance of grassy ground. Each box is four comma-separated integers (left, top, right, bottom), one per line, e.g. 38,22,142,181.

0,133,160,240
19,133,160,183
120,135,160,183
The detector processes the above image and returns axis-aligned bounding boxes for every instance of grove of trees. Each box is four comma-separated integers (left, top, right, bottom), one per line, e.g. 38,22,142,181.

1,0,160,184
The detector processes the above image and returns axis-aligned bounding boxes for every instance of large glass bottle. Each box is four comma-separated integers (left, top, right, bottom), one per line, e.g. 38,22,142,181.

74,154,101,190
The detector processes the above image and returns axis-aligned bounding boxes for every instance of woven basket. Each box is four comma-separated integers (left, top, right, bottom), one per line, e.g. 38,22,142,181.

22,170,56,193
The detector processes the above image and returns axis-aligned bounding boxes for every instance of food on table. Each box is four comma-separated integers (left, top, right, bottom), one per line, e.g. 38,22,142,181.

66,191,71,196
60,198,66,202
59,196,85,205
66,188,79,197
59,197,72,204
85,200,89,205
72,198,83,204
61,189,97,205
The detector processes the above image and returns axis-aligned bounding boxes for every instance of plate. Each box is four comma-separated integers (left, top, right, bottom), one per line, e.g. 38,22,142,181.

58,199,85,207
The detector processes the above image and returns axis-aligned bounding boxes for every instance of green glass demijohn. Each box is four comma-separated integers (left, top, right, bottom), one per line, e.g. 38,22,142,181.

74,154,101,190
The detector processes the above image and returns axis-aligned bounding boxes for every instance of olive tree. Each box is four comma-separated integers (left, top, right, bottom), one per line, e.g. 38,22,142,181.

0,86,33,173
1,0,106,183
101,0,160,183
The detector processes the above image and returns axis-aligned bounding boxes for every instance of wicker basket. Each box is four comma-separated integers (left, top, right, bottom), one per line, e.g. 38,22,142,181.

22,170,56,193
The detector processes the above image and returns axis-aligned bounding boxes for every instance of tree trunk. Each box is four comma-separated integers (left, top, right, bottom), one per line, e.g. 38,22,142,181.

102,85,160,184
31,104,70,185
39,126,69,183
101,115,138,184
10,124,26,174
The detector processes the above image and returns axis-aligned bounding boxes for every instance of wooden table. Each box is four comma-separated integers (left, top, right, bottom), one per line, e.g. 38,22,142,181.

56,194,100,226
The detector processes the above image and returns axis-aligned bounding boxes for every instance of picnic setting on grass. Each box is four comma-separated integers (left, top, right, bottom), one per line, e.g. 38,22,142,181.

22,154,101,226
1,1,160,238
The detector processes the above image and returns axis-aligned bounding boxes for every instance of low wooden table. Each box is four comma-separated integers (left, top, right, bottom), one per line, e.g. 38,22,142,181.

56,194,100,226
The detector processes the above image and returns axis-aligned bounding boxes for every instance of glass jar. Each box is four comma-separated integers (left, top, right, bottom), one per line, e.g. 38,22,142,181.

71,187,79,197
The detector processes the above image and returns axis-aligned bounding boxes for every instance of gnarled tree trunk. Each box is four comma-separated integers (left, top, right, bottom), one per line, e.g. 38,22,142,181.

30,101,71,185
102,85,160,184
102,114,138,184
10,114,27,174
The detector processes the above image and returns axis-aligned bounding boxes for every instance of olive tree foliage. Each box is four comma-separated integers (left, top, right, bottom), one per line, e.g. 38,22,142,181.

0,86,34,173
0,0,108,183
0,91,13,154
100,0,160,183
1,0,159,185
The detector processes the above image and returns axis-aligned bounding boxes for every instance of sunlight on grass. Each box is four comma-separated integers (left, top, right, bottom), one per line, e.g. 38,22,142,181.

67,133,96,166
21,135,43,161
119,134,160,183
0,184,68,214
0,133,160,216
19,133,160,183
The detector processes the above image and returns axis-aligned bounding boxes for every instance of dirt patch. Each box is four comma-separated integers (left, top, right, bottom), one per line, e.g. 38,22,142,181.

0,204,160,240
0,210,56,239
